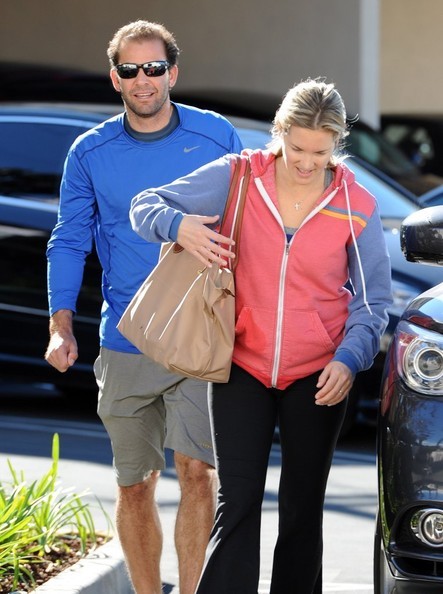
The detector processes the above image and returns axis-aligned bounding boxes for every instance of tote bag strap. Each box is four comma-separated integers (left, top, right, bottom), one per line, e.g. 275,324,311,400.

220,156,251,272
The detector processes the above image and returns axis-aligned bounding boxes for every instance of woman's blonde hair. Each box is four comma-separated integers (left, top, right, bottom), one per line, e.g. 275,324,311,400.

269,78,349,164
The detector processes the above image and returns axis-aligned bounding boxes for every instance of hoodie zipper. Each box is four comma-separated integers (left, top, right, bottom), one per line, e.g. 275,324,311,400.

254,177,340,388
271,240,290,387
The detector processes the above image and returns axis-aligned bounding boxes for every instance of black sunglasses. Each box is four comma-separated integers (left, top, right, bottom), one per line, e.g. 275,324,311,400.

115,61,170,79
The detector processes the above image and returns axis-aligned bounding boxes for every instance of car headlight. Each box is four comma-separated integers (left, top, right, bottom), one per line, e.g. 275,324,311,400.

396,320,443,395
411,508,443,547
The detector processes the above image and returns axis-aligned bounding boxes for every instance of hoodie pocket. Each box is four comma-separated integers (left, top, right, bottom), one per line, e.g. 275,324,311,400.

281,309,338,371
235,306,275,364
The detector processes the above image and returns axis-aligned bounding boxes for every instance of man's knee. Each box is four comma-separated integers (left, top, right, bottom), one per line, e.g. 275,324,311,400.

118,471,161,504
174,452,217,497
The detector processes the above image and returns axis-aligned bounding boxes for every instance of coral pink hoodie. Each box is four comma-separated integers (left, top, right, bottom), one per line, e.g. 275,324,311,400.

131,148,392,390
220,151,386,389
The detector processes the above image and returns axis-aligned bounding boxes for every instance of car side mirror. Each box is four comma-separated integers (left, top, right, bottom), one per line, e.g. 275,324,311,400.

401,206,443,265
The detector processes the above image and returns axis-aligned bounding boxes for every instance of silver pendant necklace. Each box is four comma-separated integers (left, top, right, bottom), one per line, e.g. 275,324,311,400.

293,169,332,211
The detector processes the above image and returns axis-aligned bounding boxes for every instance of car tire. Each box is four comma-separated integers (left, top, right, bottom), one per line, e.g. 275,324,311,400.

374,513,396,594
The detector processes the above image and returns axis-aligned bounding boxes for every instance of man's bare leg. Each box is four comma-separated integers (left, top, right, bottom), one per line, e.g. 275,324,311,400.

174,452,218,594
116,471,163,594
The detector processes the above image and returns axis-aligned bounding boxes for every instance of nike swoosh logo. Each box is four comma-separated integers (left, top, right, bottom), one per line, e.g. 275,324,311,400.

183,146,200,153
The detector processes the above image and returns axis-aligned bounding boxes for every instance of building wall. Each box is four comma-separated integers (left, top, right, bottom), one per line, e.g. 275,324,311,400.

380,0,443,113
1,0,378,120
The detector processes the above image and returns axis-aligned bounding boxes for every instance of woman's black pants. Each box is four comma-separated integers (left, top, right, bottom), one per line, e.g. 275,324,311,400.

196,364,347,594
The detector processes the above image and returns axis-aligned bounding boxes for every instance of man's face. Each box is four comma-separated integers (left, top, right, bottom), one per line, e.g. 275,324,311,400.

110,38,178,130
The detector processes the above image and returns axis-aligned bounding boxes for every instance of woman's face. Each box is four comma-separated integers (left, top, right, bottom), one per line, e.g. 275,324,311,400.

281,125,336,186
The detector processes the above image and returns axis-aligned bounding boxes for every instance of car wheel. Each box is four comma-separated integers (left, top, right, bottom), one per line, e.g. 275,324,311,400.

374,513,396,594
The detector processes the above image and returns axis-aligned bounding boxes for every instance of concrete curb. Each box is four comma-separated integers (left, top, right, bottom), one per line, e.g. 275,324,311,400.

33,539,133,594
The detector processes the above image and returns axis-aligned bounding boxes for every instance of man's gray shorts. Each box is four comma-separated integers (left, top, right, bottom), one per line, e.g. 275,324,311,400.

94,347,214,486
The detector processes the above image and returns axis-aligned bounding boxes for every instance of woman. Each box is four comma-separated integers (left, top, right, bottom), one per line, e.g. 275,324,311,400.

129,79,392,594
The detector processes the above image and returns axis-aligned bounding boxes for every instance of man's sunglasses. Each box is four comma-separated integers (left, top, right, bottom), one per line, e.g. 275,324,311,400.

115,61,170,79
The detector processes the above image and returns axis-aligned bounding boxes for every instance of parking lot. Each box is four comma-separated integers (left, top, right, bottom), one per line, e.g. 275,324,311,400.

0,381,377,593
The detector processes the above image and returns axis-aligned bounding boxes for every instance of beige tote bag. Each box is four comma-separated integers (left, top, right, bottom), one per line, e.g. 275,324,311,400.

117,157,250,382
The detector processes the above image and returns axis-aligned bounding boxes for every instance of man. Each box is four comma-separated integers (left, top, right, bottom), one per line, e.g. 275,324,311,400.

45,20,243,594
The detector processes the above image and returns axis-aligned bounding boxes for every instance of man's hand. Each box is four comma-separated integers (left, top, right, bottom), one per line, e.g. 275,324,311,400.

176,214,236,268
44,309,78,373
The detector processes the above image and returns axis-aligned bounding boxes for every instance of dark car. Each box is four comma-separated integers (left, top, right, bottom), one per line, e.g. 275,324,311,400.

346,119,443,199
374,206,443,593
0,195,102,395
0,105,118,396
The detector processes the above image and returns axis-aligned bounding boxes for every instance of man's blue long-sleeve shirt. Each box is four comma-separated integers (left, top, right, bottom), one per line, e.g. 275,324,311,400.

47,103,243,353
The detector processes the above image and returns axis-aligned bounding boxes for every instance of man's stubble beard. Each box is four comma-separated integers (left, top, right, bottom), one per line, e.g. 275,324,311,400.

120,86,170,120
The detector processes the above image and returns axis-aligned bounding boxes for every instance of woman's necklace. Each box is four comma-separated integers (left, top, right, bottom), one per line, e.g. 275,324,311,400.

293,168,333,210
293,200,304,211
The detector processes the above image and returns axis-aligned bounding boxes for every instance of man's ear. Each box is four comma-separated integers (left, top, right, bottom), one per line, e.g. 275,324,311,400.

168,64,179,90
110,69,121,93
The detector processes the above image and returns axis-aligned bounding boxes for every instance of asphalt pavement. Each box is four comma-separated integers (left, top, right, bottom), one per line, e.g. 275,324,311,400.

0,412,376,594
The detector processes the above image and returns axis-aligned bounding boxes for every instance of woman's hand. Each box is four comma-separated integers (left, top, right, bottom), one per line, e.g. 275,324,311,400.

314,361,354,406
176,214,236,267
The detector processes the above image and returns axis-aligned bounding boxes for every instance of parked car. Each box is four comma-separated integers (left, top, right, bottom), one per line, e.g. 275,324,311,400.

0,194,102,395
346,119,443,199
0,103,440,431
382,113,443,178
0,105,117,395
374,205,443,593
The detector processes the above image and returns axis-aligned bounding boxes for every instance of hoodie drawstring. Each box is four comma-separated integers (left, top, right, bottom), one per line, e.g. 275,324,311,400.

344,179,373,315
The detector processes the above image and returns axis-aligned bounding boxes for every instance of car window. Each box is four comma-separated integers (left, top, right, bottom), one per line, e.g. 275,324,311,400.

383,123,435,166
0,120,88,197
347,125,418,178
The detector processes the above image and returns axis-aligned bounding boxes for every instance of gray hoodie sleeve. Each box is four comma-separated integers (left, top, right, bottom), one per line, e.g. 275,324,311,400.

333,207,393,375
130,155,233,243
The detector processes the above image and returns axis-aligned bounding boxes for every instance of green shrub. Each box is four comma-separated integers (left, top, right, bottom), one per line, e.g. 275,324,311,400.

0,433,111,590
